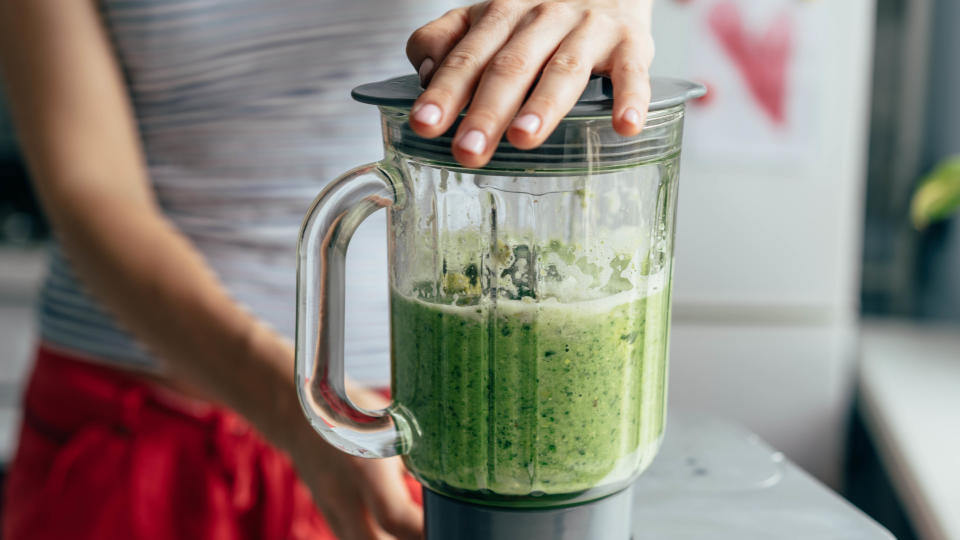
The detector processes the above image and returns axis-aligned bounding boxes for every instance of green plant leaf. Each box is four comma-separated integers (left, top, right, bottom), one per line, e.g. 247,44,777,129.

910,156,960,230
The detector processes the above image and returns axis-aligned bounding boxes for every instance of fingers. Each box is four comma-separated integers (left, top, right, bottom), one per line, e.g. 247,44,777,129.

361,457,424,540
609,37,655,137
301,448,407,540
345,378,392,409
506,13,621,150
451,2,583,167
407,0,656,165
320,490,395,540
409,0,529,138
406,7,471,87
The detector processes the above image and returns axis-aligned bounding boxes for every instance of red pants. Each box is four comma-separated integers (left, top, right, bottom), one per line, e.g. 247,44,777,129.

2,346,414,540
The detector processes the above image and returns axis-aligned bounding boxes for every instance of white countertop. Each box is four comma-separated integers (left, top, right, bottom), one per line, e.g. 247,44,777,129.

632,414,892,539
859,318,960,540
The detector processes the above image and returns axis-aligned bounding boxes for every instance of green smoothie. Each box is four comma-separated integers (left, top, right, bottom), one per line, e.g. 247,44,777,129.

391,278,670,502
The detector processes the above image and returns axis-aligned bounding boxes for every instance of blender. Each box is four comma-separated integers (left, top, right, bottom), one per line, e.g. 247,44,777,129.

295,74,704,539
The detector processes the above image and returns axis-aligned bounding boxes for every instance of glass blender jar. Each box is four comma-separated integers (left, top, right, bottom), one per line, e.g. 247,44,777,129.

296,74,704,539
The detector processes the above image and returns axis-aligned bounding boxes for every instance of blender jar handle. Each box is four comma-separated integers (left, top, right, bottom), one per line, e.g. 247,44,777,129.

295,162,409,458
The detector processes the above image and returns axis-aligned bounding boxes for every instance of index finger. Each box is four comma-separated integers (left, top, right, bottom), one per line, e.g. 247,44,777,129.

406,7,471,86
409,0,528,138
609,39,654,136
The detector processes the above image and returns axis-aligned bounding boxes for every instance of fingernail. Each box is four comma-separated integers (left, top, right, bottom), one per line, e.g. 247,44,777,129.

418,58,435,86
412,103,442,126
623,108,642,127
457,130,487,155
511,113,541,135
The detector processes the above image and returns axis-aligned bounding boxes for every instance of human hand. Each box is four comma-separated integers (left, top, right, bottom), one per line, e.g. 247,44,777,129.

288,389,422,540
406,0,655,168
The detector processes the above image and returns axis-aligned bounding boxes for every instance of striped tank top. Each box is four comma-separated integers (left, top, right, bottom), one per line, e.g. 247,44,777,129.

39,0,461,385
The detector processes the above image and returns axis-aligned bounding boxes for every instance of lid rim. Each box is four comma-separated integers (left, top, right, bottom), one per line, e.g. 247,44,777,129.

352,74,706,116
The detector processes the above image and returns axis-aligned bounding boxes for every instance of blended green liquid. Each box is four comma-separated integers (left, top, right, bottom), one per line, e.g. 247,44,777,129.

391,285,670,504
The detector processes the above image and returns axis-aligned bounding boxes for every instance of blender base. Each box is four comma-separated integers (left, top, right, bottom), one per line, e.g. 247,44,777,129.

423,487,633,540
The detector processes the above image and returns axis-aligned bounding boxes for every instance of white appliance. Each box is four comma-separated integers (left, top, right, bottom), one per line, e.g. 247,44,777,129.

650,0,876,486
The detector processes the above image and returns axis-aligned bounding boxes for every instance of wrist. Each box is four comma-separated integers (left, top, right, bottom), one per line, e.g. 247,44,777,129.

226,319,311,454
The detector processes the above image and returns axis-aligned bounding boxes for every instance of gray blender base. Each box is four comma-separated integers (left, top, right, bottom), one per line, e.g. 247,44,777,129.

423,414,894,540
424,486,633,540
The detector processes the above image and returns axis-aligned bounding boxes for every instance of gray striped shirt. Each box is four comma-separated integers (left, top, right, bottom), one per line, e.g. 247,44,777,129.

39,0,461,384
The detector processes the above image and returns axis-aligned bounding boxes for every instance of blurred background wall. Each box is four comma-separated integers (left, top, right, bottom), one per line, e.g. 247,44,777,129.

651,0,874,486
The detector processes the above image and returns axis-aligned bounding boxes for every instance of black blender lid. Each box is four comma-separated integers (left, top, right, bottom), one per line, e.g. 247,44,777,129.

352,74,705,116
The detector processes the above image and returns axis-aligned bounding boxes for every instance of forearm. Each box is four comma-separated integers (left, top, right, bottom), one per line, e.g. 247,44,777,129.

47,191,305,451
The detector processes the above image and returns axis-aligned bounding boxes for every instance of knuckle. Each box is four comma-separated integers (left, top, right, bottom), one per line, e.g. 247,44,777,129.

534,1,573,20
466,107,500,126
422,85,454,104
581,8,616,29
546,52,584,75
582,10,641,47
527,94,558,112
407,26,432,51
618,61,649,77
492,0,524,11
446,6,473,28
444,6,466,20
409,25,431,44
408,24,459,54
621,34,655,63
489,51,530,77
443,48,482,72
485,0,520,23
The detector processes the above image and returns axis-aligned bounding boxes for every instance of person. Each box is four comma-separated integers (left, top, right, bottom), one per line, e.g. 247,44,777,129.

0,0,654,538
